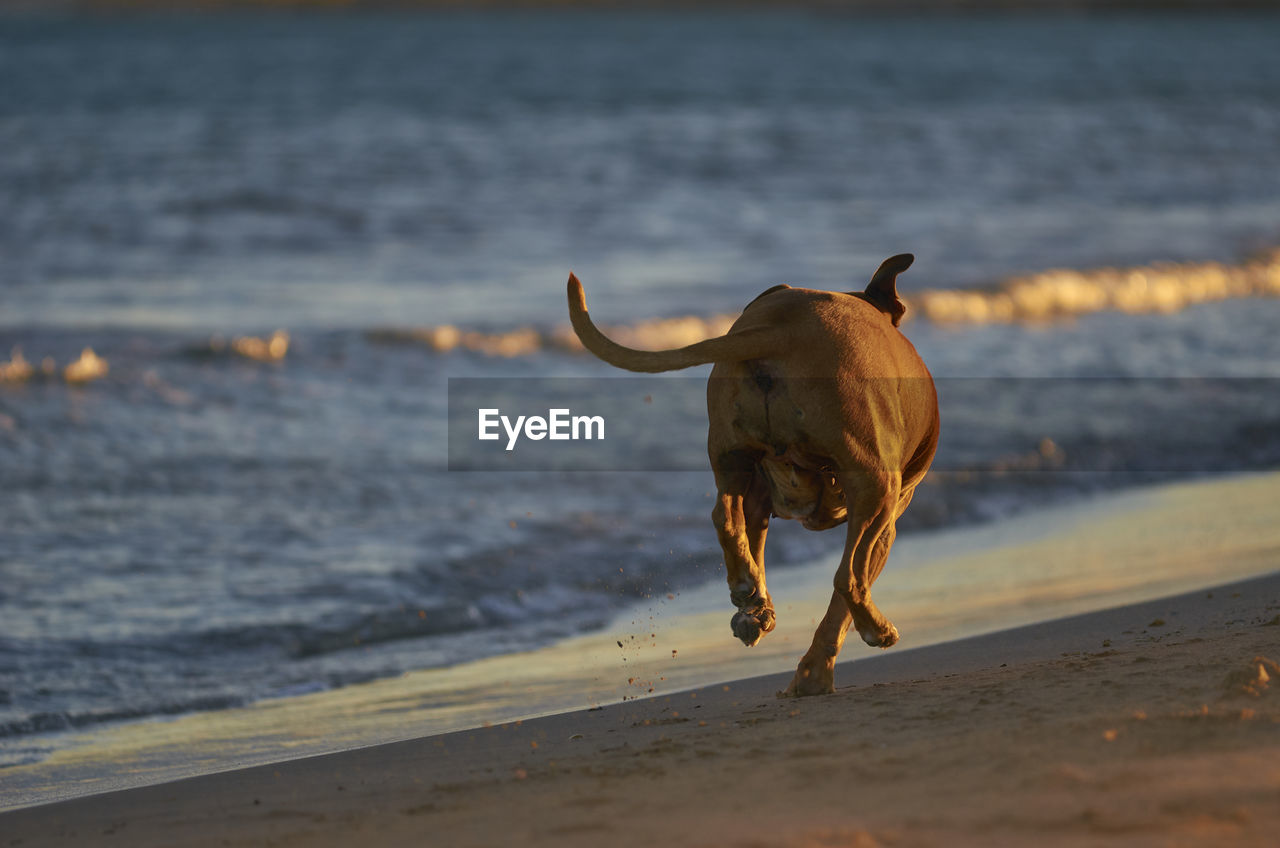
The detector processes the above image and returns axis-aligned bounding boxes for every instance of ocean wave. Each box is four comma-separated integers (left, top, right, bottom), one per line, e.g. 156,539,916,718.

366,313,741,359
181,330,290,362
367,250,1280,357
0,346,110,384
914,249,1280,325
5,253,1276,378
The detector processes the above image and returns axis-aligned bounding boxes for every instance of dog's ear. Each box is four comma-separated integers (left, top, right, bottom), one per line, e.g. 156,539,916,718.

863,253,913,327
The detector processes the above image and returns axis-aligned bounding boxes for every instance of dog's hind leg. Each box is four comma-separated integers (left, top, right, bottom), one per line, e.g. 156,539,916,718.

781,590,851,696
781,502,903,696
712,455,775,647
833,469,902,650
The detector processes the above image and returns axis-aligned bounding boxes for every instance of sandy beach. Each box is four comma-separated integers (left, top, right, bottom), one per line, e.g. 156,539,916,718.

3,471,1279,846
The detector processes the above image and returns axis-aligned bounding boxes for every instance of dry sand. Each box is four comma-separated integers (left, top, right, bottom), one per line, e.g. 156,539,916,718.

3,570,1278,847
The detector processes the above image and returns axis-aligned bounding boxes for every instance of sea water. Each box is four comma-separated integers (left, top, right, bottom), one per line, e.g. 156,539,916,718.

2,10,1280,767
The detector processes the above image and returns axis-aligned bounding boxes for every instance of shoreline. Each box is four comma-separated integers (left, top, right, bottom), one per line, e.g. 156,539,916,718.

3,469,1280,813
2,569,1277,845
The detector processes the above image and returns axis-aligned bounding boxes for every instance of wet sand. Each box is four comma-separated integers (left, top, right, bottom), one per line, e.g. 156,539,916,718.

3,568,1278,846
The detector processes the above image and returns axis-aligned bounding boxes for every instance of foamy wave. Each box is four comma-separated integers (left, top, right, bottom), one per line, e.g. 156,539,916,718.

367,314,740,359
913,249,1280,325
185,330,291,362
63,348,110,383
366,251,1280,357
1,345,110,384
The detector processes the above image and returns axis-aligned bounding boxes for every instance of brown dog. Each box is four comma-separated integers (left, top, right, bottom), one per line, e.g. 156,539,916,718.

567,255,939,696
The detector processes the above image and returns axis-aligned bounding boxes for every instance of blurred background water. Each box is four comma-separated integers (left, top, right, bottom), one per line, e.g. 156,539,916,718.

2,10,1280,765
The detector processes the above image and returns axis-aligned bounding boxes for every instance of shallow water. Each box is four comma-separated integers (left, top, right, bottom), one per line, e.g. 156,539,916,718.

2,10,1280,764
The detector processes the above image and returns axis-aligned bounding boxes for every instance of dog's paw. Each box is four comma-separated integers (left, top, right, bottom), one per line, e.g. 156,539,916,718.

779,661,835,697
730,607,776,647
859,623,899,649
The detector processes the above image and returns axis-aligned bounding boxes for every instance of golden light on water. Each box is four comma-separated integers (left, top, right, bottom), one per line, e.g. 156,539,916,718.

2,346,111,385
915,250,1280,325
230,329,290,362
0,347,34,382
365,250,1280,358
63,348,109,384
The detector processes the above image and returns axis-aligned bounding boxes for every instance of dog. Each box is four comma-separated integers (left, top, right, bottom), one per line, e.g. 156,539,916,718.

566,254,939,696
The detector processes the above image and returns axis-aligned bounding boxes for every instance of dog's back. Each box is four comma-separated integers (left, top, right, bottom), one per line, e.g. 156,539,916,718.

708,285,938,481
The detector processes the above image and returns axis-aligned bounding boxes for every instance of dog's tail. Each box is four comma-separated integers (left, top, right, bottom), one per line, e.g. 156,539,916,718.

567,273,783,373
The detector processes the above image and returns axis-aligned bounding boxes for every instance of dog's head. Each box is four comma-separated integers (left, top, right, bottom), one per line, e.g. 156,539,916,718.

856,253,913,327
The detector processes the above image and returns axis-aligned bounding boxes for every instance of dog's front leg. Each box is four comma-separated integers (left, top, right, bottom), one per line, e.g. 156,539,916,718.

712,462,775,647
